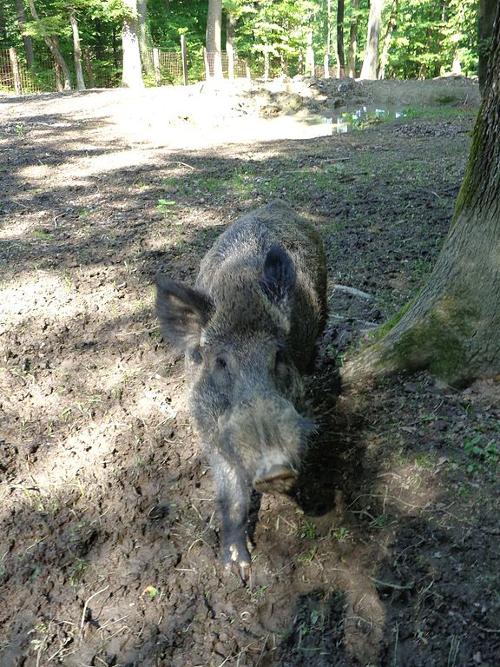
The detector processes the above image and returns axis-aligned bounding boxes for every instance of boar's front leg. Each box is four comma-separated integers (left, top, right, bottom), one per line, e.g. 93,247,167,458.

210,451,252,581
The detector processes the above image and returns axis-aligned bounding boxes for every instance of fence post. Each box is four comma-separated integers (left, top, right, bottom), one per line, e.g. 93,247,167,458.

245,61,251,80
152,47,160,85
8,48,22,95
180,35,188,85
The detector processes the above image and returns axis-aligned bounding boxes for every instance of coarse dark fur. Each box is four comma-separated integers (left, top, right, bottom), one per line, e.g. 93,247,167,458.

156,200,327,578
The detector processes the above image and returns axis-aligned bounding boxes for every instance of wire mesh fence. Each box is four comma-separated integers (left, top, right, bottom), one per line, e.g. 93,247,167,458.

204,51,249,79
0,48,57,95
0,46,253,96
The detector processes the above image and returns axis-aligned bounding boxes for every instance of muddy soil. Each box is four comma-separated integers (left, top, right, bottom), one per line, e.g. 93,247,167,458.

0,78,498,667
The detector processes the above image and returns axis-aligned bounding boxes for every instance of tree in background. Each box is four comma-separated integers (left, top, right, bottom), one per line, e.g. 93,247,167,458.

346,3,500,387
347,0,359,76
122,0,143,87
478,0,496,92
206,0,223,78
378,0,397,79
15,0,34,67
336,0,345,76
26,0,72,89
360,0,384,79
137,0,153,76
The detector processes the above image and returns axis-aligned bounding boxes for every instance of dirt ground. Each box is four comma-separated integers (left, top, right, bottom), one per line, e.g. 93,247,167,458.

0,77,498,667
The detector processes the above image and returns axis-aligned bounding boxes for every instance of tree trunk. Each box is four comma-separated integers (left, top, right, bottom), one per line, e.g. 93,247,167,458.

27,0,72,90
15,0,34,68
83,50,95,88
344,4,500,388
360,0,384,79
226,12,236,80
69,11,86,91
122,0,144,88
378,0,398,79
263,47,270,81
206,0,223,79
348,0,359,77
305,27,315,76
324,0,332,77
478,0,496,93
336,0,345,77
137,0,153,76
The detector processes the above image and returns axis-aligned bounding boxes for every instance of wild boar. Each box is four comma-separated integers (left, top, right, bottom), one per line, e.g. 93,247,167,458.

156,200,327,579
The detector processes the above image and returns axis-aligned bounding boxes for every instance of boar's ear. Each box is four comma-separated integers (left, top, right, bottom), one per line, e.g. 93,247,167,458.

155,276,213,351
260,245,296,304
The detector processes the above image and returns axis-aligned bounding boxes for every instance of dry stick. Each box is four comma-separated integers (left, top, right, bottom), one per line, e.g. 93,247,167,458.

369,576,414,591
79,585,109,639
333,284,374,300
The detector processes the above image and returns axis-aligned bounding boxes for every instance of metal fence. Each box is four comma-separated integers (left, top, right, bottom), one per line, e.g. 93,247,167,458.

0,48,56,95
0,46,252,96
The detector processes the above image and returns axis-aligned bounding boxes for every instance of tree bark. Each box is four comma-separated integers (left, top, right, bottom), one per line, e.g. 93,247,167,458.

27,0,72,90
336,0,345,77
344,3,500,388
360,0,384,79
137,0,153,76
15,0,34,68
478,0,496,93
324,0,332,77
206,0,223,79
378,0,398,79
347,0,359,77
69,11,86,91
226,12,236,80
122,0,144,88
305,27,315,76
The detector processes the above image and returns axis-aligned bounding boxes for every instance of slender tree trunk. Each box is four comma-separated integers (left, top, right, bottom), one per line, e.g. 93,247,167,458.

324,0,332,77
206,0,223,78
336,0,345,77
122,0,144,88
226,12,236,80
83,50,95,88
15,0,34,68
360,0,384,79
478,0,496,93
306,27,315,76
344,4,500,388
69,11,86,91
27,0,72,89
137,0,153,76
348,0,359,77
378,0,398,79
263,47,270,81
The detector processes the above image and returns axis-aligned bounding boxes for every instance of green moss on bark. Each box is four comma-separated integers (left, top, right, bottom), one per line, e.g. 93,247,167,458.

453,108,485,221
381,298,478,386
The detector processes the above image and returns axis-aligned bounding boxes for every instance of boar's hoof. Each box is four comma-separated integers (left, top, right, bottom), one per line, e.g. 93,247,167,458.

224,542,251,582
253,465,298,494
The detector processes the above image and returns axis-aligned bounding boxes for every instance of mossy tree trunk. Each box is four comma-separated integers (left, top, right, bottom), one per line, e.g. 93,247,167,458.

344,4,500,388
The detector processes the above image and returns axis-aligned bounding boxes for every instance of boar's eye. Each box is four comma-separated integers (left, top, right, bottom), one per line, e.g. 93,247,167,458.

215,356,227,371
190,347,202,364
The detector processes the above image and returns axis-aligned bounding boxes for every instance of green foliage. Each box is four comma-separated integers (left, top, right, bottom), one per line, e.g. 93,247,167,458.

0,0,481,89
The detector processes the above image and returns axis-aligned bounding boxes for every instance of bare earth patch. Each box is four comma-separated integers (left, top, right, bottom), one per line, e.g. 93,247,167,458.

0,79,498,666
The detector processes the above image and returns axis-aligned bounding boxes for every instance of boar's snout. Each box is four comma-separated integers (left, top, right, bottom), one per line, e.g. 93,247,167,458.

219,395,312,495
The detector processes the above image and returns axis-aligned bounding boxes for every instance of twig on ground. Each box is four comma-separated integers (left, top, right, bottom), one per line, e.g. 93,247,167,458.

79,585,109,639
369,576,414,591
333,284,374,301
